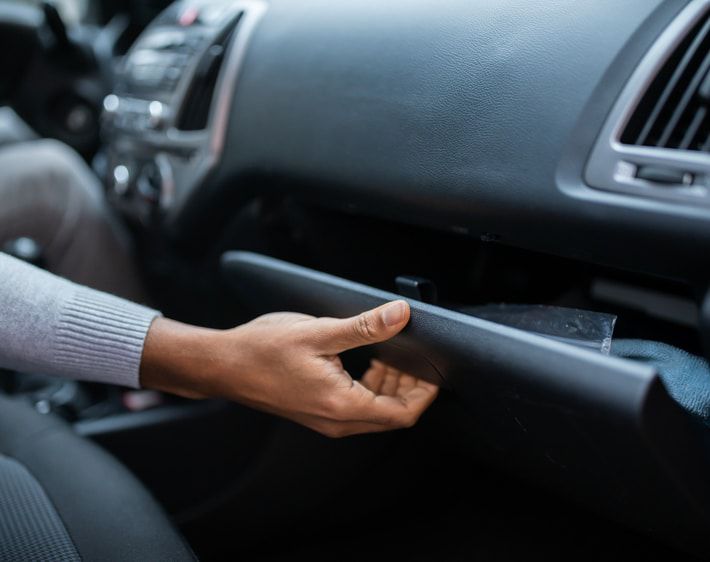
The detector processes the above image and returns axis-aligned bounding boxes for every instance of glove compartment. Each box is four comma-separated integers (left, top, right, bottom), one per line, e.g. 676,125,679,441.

221,250,710,557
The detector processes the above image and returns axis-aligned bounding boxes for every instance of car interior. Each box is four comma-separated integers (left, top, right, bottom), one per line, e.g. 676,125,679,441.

1,0,710,559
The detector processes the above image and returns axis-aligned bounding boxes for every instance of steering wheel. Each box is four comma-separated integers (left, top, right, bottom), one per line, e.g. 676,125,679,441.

0,1,123,159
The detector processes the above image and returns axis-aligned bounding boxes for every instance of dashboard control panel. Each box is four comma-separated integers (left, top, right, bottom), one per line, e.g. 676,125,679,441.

100,0,266,224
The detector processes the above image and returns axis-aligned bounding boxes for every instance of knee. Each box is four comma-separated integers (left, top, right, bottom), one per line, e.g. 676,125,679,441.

18,139,103,207
29,139,88,181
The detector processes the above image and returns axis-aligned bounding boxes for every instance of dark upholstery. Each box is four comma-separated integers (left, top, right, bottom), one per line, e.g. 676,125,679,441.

0,393,195,561
0,454,80,561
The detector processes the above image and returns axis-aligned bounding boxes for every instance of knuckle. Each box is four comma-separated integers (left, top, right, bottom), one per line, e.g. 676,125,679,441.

355,313,378,341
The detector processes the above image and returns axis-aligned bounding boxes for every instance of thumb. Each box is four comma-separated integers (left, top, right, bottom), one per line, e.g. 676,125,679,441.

314,300,410,354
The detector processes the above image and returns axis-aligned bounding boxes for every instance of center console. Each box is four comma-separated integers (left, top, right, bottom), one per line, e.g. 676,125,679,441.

55,3,273,513
100,0,266,225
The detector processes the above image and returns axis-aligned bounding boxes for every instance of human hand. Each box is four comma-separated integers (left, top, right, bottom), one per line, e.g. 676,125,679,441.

141,300,439,437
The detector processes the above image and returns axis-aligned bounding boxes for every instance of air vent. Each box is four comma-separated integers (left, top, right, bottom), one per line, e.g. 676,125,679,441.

621,11,710,153
177,13,243,131
585,0,710,208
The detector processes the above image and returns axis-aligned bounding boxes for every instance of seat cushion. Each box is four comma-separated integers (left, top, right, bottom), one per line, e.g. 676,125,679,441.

0,393,195,562
0,454,80,561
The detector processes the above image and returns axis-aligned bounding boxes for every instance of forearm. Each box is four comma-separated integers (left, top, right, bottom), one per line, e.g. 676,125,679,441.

0,254,437,436
0,253,159,387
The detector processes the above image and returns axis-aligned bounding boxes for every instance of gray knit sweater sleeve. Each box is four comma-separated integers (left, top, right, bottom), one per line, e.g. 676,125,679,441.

0,253,160,388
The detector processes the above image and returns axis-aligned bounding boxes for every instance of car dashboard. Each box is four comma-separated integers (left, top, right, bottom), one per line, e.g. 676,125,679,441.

103,0,709,280
95,0,710,557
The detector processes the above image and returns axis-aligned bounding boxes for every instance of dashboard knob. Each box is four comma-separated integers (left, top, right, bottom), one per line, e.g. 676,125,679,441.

103,94,120,114
136,161,162,203
112,164,131,196
147,100,166,129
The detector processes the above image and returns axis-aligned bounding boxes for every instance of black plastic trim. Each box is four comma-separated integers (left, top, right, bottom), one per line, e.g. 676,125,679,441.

222,251,710,557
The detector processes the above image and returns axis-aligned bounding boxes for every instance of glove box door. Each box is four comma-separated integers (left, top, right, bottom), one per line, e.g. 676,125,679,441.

222,251,710,558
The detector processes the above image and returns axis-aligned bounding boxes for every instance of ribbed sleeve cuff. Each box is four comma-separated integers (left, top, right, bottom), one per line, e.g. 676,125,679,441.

52,286,161,388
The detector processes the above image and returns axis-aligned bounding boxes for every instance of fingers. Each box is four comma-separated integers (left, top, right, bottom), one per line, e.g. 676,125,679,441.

322,420,405,438
349,374,439,428
379,365,401,396
311,359,439,437
306,417,406,438
304,377,439,438
360,360,423,397
372,379,439,426
360,360,388,393
313,300,410,355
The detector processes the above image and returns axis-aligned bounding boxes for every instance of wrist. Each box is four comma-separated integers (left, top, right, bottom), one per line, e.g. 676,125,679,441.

139,317,224,399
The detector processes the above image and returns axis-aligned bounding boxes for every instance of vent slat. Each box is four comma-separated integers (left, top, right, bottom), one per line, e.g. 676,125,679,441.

622,10,710,154
680,106,707,149
702,132,710,151
657,49,710,147
176,13,243,131
636,17,710,145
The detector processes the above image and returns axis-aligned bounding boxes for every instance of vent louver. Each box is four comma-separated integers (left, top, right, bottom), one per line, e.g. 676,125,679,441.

621,12,710,153
177,12,243,131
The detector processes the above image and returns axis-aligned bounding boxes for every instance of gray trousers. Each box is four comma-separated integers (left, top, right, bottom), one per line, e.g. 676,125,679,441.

0,108,146,302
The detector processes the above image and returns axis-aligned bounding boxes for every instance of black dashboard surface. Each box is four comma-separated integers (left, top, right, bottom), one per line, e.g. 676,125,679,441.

175,0,708,282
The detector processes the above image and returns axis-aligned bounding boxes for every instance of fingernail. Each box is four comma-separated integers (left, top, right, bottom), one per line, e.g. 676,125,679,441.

381,301,407,327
